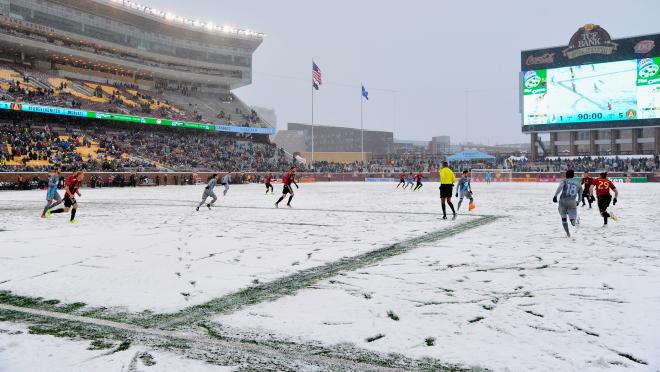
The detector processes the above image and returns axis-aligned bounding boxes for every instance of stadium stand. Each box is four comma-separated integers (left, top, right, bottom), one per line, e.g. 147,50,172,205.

0,120,290,173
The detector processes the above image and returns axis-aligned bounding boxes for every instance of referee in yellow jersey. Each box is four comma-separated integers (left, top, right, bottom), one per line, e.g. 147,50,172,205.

439,161,457,219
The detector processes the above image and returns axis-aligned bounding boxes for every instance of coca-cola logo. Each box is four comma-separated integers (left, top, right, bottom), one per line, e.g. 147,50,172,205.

526,53,555,66
563,24,617,59
634,40,655,54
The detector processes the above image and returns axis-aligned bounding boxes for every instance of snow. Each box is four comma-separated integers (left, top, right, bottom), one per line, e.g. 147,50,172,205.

211,182,660,371
1,181,659,371
0,322,233,372
0,183,451,312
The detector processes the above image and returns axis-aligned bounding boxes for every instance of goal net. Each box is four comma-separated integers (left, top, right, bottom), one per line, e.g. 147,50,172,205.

470,169,513,183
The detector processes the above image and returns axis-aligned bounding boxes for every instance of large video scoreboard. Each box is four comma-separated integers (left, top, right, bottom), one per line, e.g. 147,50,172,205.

521,25,659,132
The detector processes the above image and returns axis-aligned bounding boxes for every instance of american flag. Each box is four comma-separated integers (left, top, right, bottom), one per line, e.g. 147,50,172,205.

312,62,322,90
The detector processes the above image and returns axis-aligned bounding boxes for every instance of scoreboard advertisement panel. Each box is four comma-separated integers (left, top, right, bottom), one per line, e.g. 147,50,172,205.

522,58,659,125
521,25,659,132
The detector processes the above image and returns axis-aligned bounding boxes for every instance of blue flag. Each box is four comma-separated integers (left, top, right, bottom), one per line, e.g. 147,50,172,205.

361,85,369,100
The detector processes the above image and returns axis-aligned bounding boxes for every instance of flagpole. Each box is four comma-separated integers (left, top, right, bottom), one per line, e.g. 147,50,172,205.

360,83,364,166
311,60,314,168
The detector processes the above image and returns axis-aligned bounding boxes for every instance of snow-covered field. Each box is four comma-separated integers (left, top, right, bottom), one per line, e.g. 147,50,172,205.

0,181,658,371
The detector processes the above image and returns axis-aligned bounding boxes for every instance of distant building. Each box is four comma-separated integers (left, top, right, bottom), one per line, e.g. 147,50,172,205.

392,139,429,155
287,123,393,156
429,136,450,154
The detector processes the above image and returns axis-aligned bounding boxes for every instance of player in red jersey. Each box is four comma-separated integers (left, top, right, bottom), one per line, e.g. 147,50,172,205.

413,172,424,191
264,174,274,195
47,171,84,223
275,167,299,208
580,171,595,208
590,172,619,225
396,172,406,189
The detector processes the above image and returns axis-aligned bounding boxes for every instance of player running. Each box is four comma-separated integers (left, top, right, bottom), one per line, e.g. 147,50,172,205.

46,171,84,223
439,162,457,220
552,169,582,237
264,174,274,195
196,174,219,211
220,172,232,196
456,170,474,212
41,167,63,218
404,172,414,190
396,172,406,189
275,167,299,208
413,172,424,191
591,172,619,226
580,171,595,208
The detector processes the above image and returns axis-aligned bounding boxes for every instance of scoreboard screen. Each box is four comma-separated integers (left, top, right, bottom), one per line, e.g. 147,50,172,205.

522,57,659,126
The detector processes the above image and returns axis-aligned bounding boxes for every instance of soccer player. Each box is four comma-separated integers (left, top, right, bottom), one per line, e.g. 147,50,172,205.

196,174,219,211
396,172,406,189
485,171,492,184
47,171,84,223
264,173,274,195
275,167,299,208
413,172,424,191
591,172,619,225
220,172,232,196
580,171,595,208
552,169,582,237
456,170,474,212
41,168,63,218
404,172,414,190
439,162,457,220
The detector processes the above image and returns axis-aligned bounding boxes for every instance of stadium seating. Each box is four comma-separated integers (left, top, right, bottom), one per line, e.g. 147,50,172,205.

0,62,271,129
0,121,290,173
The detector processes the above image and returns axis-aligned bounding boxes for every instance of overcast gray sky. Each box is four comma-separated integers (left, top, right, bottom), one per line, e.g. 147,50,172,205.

147,0,657,144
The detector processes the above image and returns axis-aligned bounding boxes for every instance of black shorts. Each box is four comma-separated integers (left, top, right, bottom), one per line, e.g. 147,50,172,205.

416,181,422,186
597,194,611,212
64,195,77,208
282,185,292,195
582,189,590,197
440,184,453,198
266,183,272,188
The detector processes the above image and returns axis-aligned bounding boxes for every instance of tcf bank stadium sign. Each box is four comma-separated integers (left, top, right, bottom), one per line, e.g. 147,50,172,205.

562,24,618,59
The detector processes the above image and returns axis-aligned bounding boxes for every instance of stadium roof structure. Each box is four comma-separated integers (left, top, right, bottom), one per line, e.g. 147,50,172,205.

97,0,264,39
447,149,496,162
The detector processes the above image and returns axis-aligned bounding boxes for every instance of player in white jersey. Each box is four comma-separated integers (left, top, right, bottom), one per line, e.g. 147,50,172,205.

552,169,582,237
196,174,219,211
220,172,232,196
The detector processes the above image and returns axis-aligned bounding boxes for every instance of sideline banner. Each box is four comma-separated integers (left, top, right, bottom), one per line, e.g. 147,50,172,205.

365,177,397,182
0,100,276,135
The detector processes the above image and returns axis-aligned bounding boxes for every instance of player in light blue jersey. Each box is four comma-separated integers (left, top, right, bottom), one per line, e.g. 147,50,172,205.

456,170,474,212
220,172,232,196
41,168,63,218
196,174,219,211
553,169,582,237
404,173,414,190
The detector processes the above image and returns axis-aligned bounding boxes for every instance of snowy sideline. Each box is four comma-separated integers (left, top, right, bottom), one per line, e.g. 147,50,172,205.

0,181,658,371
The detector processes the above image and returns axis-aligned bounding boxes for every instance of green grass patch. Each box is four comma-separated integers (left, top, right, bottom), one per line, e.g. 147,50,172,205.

88,339,114,350
387,310,400,321
113,339,131,353
365,333,385,343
